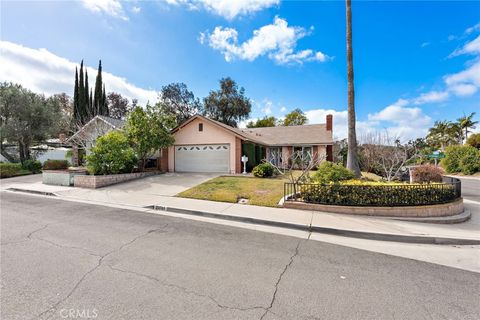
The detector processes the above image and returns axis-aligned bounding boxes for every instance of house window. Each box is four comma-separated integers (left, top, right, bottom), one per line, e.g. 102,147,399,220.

293,146,313,168
198,123,203,132
267,147,282,166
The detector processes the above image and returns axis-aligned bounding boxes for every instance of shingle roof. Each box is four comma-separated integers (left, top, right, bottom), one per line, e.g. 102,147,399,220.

173,115,332,146
97,115,125,128
239,124,332,146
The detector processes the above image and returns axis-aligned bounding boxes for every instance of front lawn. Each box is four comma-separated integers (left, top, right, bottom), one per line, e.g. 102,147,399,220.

177,176,287,207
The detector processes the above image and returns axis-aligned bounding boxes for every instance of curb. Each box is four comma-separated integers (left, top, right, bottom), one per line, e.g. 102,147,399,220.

6,188,57,197
146,205,480,245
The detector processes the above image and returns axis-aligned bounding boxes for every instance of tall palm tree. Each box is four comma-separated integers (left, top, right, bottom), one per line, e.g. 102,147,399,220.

345,0,361,177
457,112,478,143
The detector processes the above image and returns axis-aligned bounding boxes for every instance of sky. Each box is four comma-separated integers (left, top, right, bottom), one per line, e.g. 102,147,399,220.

1,0,479,141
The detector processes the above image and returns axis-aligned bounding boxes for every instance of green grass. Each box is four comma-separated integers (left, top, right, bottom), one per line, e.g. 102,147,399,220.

177,175,287,207
0,163,33,179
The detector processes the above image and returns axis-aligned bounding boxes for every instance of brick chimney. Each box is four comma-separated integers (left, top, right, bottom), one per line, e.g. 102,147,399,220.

326,114,333,131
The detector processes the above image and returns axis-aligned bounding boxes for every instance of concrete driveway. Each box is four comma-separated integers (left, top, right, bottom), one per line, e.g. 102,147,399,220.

55,172,219,206
1,172,218,207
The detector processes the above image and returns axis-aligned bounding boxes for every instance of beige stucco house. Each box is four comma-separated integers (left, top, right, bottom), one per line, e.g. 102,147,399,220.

69,114,334,173
164,114,333,174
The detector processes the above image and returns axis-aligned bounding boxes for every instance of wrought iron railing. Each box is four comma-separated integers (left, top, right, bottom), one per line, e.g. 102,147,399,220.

284,177,461,207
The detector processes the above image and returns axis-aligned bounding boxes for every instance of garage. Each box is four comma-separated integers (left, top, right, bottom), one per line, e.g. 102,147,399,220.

175,144,230,173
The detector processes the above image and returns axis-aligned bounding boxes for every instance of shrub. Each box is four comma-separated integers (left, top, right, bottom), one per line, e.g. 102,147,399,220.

242,142,256,172
43,159,69,170
312,161,355,183
252,162,275,178
459,149,480,175
86,130,137,175
300,183,457,206
441,145,477,173
411,164,444,183
466,133,480,149
22,160,42,173
0,163,30,178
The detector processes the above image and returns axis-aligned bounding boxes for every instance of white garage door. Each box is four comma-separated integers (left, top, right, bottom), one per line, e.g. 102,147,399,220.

175,144,230,173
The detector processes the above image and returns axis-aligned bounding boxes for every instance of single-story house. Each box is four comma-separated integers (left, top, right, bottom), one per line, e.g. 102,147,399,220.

69,114,334,173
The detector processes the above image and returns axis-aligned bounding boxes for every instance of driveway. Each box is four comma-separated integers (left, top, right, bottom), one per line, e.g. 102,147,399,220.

1,172,218,207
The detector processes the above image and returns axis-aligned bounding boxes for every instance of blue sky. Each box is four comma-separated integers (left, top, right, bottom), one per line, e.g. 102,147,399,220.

1,0,479,140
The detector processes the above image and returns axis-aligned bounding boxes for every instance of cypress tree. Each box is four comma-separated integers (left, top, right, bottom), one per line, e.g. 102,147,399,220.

89,89,93,112
93,60,103,115
102,84,108,116
78,60,86,124
85,70,90,119
73,67,80,126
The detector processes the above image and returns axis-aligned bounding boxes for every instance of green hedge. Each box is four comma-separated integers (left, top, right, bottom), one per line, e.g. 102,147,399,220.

0,163,31,178
241,143,265,172
299,183,458,206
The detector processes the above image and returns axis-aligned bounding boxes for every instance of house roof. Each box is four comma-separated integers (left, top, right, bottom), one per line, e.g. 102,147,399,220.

240,124,332,146
97,115,125,129
173,114,333,146
67,115,125,143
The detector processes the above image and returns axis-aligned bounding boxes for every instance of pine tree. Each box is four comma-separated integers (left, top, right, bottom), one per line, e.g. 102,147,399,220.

73,67,80,126
78,60,86,124
93,60,103,115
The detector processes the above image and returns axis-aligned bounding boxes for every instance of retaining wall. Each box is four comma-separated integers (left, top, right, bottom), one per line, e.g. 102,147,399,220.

74,171,158,189
284,198,464,217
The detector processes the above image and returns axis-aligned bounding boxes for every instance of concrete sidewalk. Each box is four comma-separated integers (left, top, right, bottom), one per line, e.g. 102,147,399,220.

1,174,479,244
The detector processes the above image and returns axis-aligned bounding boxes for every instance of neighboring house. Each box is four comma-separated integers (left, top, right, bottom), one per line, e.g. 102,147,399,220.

68,115,125,165
69,114,334,173
166,114,333,173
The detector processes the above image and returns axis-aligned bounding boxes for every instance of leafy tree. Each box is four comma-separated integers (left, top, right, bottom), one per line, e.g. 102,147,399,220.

160,83,202,125
203,77,251,127
93,60,104,115
246,116,277,128
73,67,80,125
86,130,137,175
107,92,131,119
0,82,61,162
125,105,176,170
466,133,480,149
48,93,73,135
78,60,86,124
457,112,478,142
280,108,307,126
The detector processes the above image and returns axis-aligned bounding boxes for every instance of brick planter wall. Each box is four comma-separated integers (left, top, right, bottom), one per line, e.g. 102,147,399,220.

74,171,159,189
283,198,464,217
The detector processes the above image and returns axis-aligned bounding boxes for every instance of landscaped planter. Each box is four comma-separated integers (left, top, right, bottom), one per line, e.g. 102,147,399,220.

74,171,158,189
42,169,87,186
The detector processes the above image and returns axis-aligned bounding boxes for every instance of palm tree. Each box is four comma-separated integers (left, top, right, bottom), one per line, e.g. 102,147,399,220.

345,0,361,177
457,112,478,143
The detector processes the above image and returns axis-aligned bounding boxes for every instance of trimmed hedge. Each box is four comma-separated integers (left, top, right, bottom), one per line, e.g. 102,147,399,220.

22,160,42,173
252,163,275,178
312,162,355,183
299,183,458,206
0,163,31,178
43,159,70,170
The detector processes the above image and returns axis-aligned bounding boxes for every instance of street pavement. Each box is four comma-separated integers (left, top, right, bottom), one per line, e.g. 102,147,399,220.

458,176,480,202
1,192,479,320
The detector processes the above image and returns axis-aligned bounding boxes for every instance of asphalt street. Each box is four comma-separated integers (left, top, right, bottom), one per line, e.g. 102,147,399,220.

1,192,479,320
459,177,480,202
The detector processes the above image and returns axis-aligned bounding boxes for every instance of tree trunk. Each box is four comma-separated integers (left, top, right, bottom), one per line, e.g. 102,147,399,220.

345,0,361,178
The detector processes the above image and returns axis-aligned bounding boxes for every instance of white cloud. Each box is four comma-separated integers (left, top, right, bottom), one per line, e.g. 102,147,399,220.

465,22,480,34
280,106,287,113
414,90,449,105
0,41,157,106
262,100,272,115
421,42,430,48
203,16,330,65
81,0,128,20
132,6,141,13
450,35,480,57
162,0,279,19
444,60,480,97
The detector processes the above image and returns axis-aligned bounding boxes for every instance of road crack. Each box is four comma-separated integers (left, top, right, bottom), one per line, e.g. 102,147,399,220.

260,239,302,320
1,223,54,246
32,225,168,320
108,265,266,313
